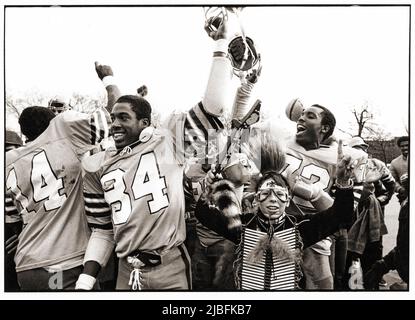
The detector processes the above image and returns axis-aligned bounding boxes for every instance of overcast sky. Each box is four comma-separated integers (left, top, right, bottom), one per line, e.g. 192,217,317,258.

4,4,410,138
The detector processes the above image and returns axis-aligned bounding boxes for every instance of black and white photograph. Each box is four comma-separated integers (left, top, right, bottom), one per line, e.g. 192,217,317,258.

1,0,411,303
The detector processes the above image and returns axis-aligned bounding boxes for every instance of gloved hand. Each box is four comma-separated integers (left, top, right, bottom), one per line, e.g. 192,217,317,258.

363,259,389,290
204,16,228,40
245,64,262,84
291,179,333,212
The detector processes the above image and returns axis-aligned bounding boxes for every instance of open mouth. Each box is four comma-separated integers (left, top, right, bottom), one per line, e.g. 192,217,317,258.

267,205,280,213
296,124,306,134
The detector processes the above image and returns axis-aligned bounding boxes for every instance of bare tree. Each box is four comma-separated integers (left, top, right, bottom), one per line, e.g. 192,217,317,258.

352,102,374,137
365,124,393,163
6,91,49,129
69,92,106,113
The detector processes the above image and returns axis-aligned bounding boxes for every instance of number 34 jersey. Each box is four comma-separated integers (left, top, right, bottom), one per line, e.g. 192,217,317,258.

5,109,110,272
83,129,186,259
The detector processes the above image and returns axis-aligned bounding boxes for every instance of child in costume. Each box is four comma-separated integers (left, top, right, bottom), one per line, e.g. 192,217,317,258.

195,130,372,290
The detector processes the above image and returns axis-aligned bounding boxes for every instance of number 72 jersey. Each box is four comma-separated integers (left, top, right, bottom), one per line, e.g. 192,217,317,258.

83,130,186,259
282,139,338,215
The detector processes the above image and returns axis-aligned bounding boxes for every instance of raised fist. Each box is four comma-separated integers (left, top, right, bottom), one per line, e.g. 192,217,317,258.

95,61,113,80
137,85,148,97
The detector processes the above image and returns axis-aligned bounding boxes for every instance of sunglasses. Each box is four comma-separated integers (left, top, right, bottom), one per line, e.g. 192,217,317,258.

257,187,289,203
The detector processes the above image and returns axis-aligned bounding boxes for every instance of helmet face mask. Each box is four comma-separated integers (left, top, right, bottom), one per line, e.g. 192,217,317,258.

228,36,260,74
48,99,68,115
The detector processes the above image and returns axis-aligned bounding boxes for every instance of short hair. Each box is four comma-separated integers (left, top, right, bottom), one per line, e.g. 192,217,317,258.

19,106,56,142
312,104,336,141
116,95,152,124
396,136,409,147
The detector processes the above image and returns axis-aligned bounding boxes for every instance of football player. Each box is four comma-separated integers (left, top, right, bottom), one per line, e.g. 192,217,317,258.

281,104,367,290
77,15,255,290
5,62,116,290
5,130,24,291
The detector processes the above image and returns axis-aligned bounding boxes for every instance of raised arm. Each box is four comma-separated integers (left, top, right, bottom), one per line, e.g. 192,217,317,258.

202,16,232,116
95,61,121,113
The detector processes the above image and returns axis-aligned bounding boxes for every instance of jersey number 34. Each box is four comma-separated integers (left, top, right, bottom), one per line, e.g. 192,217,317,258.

101,152,169,225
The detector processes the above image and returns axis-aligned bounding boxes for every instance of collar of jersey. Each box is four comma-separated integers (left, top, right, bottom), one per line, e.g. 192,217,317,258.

116,139,144,156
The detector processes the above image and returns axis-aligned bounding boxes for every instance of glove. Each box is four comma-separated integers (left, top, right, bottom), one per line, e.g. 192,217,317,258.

245,65,262,84
204,16,227,40
291,180,333,211
75,273,96,290
363,259,389,290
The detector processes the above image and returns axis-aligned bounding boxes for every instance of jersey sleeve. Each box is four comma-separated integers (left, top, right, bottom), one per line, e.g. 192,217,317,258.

52,108,111,157
202,39,233,116
82,153,113,231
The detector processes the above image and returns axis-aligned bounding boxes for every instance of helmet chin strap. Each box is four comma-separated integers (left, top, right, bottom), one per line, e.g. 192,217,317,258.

117,126,155,155
138,126,154,143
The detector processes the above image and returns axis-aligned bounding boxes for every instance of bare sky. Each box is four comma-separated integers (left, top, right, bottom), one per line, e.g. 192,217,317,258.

4,4,410,138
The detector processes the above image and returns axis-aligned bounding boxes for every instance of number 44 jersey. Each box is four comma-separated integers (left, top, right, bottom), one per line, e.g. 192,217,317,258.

82,128,186,259
5,109,110,272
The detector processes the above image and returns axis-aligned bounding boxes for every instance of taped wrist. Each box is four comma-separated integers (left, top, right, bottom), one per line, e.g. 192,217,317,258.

213,38,229,56
102,75,116,88
75,273,96,290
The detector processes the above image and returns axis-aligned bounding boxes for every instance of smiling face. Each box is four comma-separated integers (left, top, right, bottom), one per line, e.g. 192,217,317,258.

256,178,289,221
295,106,329,149
399,140,409,158
110,102,149,149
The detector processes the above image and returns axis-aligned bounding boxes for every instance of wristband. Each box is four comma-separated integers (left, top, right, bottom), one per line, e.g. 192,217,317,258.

75,273,96,290
102,75,116,88
335,179,353,189
213,51,227,58
214,38,229,54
